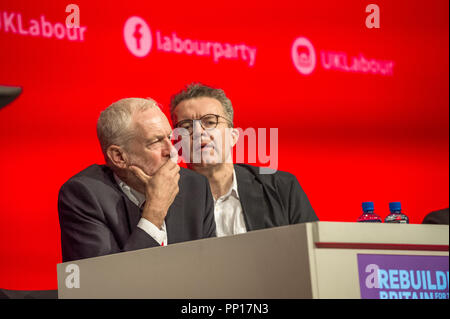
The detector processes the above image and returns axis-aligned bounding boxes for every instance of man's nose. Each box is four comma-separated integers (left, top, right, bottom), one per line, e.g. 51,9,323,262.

161,137,175,155
192,120,204,137
192,120,212,140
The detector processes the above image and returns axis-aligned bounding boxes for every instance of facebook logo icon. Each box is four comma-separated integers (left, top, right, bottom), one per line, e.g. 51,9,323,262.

123,16,152,57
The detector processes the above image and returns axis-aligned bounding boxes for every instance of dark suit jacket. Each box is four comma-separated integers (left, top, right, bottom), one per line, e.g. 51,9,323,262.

234,164,318,231
422,208,449,225
58,164,216,262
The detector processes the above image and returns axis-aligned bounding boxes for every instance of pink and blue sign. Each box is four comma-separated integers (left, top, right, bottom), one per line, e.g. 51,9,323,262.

357,254,449,299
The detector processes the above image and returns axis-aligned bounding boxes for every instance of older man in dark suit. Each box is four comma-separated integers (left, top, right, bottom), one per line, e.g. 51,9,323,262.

58,98,216,262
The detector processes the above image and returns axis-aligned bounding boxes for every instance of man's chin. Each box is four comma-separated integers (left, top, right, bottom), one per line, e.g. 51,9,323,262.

189,156,232,168
152,158,172,173
189,160,219,169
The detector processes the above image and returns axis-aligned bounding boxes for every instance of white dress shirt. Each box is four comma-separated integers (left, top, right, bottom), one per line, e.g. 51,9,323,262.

114,174,167,246
214,169,247,237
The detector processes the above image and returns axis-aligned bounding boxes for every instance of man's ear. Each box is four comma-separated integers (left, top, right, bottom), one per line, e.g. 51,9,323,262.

106,145,128,169
230,127,239,147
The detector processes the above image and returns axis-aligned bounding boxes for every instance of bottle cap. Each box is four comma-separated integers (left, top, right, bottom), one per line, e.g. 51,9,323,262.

389,202,402,211
362,202,374,212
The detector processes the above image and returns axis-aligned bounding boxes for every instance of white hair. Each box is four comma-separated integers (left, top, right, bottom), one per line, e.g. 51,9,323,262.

96,97,158,159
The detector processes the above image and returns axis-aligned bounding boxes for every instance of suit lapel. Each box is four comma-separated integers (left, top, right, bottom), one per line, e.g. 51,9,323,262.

165,174,185,244
234,165,268,231
123,196,142,233
121,183,184,241
103,167,142,233
109,166,185,241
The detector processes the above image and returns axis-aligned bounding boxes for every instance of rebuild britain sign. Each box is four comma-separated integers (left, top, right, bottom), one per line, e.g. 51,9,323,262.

357,254,449,299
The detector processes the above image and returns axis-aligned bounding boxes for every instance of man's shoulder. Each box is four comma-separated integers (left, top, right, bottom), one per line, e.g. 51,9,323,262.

234,163,298,185
63,164,111,181
60,164,116,193
179,166,209,185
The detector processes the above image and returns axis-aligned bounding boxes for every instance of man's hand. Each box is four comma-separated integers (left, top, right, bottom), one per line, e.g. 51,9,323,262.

129,160,180,229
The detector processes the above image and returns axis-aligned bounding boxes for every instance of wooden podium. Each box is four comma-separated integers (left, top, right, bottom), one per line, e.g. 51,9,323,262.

57,222,449,299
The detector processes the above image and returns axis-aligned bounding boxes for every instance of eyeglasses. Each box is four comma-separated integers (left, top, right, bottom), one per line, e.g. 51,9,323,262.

174,114,232,135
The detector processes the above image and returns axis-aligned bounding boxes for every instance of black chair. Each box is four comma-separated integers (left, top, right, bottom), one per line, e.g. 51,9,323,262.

0,85,22,110
0,288,58,299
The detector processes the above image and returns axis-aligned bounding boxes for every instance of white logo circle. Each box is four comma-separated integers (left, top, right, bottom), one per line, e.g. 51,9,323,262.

291,37,316,75
123,16,152,57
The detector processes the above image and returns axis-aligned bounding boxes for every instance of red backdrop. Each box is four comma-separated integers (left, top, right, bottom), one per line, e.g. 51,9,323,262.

0,0,448,289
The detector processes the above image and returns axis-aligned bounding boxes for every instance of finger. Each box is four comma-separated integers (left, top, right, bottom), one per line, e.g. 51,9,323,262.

167,172,180,188
161,157,176,170
164,158,180,172
169,146,179,164
153,159,177,179
169,167,180,179
170,185,180,202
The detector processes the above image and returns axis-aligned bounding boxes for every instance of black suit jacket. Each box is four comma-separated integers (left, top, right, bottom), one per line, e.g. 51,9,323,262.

422,208,449,225
234,164,318,231
58,164,216,262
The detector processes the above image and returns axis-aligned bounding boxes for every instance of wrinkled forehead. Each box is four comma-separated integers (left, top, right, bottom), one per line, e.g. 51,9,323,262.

173,97,225,121
132,108,171,137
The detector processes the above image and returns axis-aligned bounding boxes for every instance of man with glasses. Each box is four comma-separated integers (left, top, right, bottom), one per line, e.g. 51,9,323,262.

170,83,318,237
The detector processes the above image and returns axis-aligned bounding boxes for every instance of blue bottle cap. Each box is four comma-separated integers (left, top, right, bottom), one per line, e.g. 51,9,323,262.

362,202,374,212
389,202,402,211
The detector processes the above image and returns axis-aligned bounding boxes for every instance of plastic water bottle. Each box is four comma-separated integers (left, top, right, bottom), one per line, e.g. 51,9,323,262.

357,202,382,223
385,202,409,224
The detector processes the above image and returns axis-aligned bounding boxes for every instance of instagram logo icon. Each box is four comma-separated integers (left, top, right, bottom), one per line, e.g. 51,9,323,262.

123,16,152,57
291,37,316,75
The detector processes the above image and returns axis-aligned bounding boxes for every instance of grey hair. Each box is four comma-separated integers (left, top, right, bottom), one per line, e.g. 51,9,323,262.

97,97,158,159
170,83,234,127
